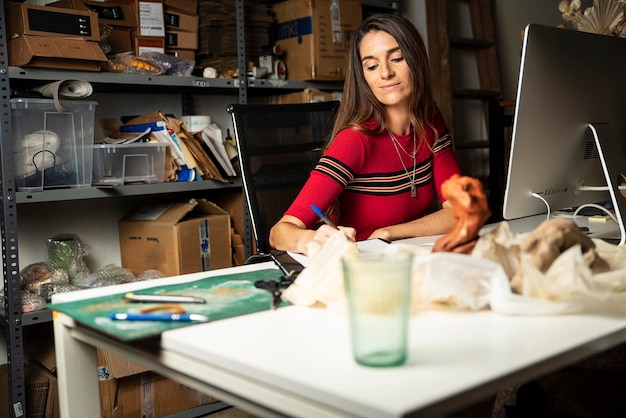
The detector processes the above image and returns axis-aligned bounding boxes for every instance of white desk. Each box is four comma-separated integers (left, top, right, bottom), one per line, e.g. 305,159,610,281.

53,257,626,418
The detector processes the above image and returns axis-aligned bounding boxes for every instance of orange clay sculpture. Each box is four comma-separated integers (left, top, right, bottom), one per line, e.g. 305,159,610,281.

432,174,492,254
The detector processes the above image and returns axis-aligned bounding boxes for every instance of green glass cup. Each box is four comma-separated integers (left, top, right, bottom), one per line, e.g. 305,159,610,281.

342,251,413,367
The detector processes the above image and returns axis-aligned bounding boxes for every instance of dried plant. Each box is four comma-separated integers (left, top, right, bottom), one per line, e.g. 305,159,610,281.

559,0,626,37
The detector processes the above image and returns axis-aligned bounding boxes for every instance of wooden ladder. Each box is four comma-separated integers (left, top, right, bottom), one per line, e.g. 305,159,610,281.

426,0,502,133
425,0,504,218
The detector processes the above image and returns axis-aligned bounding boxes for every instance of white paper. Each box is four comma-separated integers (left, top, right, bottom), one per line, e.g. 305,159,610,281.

200,126,236,176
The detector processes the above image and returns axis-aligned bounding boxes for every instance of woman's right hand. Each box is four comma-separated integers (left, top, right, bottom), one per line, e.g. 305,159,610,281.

269,216,356,255
311,225,357,247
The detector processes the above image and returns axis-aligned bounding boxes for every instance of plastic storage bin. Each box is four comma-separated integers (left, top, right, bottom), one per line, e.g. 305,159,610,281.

11,98,97,192
92,142,168,186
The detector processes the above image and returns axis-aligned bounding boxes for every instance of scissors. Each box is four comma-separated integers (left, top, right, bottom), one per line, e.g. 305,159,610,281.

254,252,299,309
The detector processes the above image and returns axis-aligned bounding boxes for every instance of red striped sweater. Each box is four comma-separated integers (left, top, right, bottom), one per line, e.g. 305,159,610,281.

285,114,462,241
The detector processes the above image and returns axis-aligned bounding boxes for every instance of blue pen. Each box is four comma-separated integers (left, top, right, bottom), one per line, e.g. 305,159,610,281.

108,313,209,322
311,204,339,230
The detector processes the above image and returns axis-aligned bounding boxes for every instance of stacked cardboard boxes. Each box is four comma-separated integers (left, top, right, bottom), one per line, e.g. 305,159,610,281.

196,1,273,77
50,0,136,54
164,0,199,61
7,3,107,71
127,0,166,55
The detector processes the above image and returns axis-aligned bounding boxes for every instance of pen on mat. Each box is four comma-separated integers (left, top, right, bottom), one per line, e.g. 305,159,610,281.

311,204,339,230
108,313,209,322
122,292,206,304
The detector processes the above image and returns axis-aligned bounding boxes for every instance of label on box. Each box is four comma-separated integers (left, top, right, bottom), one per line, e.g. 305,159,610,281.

275,17,313,43
330,0,342,42
134,36,166,54
139,1,165,37
84,3,127,22
199,219,210,270
164,11,180,28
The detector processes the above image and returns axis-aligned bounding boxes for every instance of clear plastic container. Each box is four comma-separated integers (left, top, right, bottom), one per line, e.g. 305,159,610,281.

11,98,97,192
91,142,168,186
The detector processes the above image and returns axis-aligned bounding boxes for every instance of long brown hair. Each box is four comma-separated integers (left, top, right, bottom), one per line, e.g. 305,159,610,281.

328,13,439,148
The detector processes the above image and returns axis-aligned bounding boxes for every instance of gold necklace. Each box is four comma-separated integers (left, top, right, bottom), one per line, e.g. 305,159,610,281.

387,129,417,197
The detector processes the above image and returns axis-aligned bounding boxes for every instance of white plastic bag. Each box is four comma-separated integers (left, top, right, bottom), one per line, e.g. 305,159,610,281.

413,252,503,311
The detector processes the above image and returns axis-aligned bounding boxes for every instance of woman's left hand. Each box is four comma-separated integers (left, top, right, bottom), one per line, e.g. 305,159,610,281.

368,228,391,241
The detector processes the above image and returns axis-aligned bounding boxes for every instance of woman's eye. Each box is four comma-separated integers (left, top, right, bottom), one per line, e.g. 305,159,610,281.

391,56,404,64
365,63,378,71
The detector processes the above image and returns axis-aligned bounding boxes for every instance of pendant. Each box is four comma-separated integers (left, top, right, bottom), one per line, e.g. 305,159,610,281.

410,184,416,198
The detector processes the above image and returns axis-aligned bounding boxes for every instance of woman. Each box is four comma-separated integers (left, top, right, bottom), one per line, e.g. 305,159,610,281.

269,13,461,255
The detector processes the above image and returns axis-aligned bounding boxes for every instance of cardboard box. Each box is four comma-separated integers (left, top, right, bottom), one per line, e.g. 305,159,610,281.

119,199,232,276
97,348,150,381
49,0,136,28
214,192,246,266
106,27,134,54
164,7,199,33
8,35,106,71
99,371,215,418
273,0,362,80
269,87,342,104
0,362,60,418
165,29,198,50
96,347,216,417
7,3,100,41
164,0,197,15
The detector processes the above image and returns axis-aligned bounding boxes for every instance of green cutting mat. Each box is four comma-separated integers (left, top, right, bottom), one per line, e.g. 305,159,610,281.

47,268,286,341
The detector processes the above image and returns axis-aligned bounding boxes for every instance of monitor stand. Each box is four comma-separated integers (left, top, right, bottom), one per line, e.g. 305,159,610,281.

589,123,626,246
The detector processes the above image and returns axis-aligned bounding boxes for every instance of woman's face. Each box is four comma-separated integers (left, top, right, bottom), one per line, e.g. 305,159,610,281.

359,30,413,109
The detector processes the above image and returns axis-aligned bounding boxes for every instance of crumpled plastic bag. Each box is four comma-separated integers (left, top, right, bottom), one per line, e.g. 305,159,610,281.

473,222,626,315
414,252,502,311
282,230,359,311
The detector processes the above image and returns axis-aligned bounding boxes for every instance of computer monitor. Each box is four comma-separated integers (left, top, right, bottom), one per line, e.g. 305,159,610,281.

502,23,626,243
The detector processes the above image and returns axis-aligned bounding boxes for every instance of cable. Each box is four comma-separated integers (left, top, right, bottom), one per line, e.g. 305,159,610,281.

578,185,626,191
573,203,618,223
531,192,551,221
579,174,626,191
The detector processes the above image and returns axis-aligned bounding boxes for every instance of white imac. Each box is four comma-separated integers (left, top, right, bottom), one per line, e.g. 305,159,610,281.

503,23,626,244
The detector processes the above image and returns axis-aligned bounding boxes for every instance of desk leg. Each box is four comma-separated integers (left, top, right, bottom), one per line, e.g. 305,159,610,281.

53,312,101,418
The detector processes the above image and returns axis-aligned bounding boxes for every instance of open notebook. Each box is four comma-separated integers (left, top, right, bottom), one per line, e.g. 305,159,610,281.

287,235,445,267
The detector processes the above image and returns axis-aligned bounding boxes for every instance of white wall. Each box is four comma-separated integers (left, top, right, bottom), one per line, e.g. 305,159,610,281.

494,0,572,100
406,0,593,100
